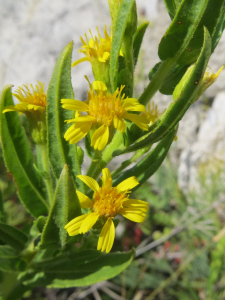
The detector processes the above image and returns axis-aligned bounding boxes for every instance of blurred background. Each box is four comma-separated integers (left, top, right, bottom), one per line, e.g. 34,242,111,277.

1,0,225,299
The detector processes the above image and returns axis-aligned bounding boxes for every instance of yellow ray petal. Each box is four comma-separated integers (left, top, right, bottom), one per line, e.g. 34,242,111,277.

76,190,93,209
65,214,87,230
116,176,139,192
91,125,109,151
27,104,45,112
79,212,99,234
72,57,90,67
122,199,149,212
98,218,115,253
93,81,107,92
77,175,99,192
122,98,146,112
101,168,111,187
120,209,146,223
106,218,115,253
123,112,149,131
99,52,110,62
113,116,126,133
73,116,96,123
61,99,90,111
65,121,92,144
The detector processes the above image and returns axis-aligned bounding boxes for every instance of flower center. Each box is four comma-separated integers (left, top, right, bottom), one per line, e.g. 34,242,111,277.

92,183,128,218
14,82,47,108
88,90,126,126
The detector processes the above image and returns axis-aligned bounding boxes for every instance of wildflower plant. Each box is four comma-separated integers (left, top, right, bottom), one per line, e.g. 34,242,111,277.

0,0,224,298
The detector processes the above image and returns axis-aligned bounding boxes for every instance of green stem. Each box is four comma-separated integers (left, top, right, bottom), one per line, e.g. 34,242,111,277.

39,143,54,205
111,145,151,178
139,58,176,106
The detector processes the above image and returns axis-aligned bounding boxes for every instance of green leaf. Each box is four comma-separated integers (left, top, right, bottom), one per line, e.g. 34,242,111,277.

133,22,149,66
110,0,135,92
0,85,49,217
113,127,177,186
39,164,81,249
21,249,134,287
156,0,225,96
114,27,211,155
177,0,225,65
0,246,27,272
158,0,209,60
0,223,28,251
46,42,83,191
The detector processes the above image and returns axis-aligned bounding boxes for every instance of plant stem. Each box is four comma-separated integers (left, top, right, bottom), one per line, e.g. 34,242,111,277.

39,143,54,205
139,58,176,106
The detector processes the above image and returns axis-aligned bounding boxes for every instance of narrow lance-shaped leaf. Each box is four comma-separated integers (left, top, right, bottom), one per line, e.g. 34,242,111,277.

20,249,134,288
113,127,177,186
47,42,83,191
0,246,27,272
0,85,49,217
0,223,28,251
39,164,81,249
114,27,211,156
110,0,135,92
133,22,149,67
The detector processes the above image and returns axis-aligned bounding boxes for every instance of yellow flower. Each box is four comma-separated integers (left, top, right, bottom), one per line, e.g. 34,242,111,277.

141,102,160,126
65,168,149,253
61,81,149,151
72,26,123,67
3,82,47,144
3,81,46,115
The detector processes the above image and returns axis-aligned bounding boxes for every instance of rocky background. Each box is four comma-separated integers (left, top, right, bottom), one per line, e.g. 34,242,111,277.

1,0,225,194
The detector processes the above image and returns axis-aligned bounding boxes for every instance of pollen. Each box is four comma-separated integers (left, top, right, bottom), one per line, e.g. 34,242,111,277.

88,87,126,126
13,81,47,108
92,178,128,218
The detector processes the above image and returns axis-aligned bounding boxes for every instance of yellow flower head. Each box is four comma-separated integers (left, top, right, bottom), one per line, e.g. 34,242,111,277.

61,80,149,151
72,25,123,67
65,168,149,253
3,82,47,144
3,81,46,115
141,102,160,126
